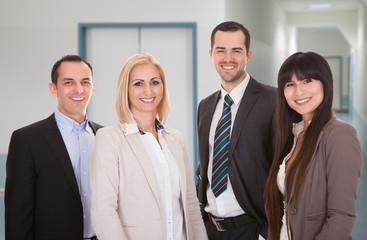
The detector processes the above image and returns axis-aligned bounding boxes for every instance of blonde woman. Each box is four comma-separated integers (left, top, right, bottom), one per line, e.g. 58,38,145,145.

90,53,207,240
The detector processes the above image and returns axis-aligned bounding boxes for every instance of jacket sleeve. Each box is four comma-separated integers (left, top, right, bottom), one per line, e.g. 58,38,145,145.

178,131,208,240
90,128,128,240
315,123,364,239
5,130,35,240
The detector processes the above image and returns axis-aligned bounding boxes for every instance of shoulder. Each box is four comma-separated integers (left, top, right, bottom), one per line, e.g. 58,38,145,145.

248,77,277,96
164,126,184,138
199,90,220,106
12,114,55,136
164,126,185,144
95,124,122,138
321,117,357,139
319,117,362,164
89,121,104,131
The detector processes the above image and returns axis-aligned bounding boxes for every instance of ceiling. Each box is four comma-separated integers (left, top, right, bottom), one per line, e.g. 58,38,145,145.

275,0,363,12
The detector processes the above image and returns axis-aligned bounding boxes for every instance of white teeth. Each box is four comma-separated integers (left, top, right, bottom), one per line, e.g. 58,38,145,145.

223,66,235,69
296,98,310,104
71,97,84,101
141,98,154,102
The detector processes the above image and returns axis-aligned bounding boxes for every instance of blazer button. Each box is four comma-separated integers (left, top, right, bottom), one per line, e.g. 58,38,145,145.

291,208,297,215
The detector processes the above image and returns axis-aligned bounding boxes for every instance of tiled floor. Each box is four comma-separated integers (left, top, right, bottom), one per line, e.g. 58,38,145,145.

353,163,367,239
337,112,366,239
0,192,4,240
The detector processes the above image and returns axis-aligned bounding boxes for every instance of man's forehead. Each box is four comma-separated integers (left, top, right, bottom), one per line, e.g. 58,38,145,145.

214,31,245,45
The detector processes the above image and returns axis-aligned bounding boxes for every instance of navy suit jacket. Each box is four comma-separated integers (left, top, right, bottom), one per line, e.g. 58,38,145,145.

5,113,102,240
196,77,276,238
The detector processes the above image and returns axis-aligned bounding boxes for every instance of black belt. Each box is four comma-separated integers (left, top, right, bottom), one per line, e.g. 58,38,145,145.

207,212,255,231
84,236,98,240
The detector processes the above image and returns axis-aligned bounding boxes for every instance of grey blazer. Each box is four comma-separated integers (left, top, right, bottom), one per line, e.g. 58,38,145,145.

286,117,364,240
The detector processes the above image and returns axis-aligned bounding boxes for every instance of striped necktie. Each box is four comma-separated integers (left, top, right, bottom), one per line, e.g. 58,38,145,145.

212,94,234,197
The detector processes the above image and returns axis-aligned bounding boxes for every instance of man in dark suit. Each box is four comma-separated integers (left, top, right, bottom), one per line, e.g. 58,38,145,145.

5,55,102,240
196,21,276,239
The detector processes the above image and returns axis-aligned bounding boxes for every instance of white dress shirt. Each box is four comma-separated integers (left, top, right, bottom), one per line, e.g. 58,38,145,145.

205,75,250,218
205,75,266,240
277,120,306,240
126,121,186,240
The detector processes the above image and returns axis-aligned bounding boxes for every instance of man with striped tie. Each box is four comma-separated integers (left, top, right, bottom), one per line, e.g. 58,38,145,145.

196,21,276,240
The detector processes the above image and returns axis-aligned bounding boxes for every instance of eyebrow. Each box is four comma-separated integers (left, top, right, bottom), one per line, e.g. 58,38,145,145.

215,47,243,51
132,77,161,81
62,78,91,81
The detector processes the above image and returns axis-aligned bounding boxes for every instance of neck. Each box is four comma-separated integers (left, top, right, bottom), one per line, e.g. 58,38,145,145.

303,119,310,130
221,72,247,93
58,108,86,124
133,112,157,134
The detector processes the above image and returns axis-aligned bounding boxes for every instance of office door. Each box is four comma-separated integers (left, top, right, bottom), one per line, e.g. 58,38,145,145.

80,23,197,168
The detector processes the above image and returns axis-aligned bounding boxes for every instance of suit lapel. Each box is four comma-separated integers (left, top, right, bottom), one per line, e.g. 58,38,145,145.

121,124,161,206
200,91,221,170
229,78,260,157
42,114,81,199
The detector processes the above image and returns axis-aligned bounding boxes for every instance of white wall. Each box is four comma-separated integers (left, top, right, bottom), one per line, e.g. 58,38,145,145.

296,27,350,110
0,0,225,153
355,3,367,157
287,10,358,48
224,0,288,87
286,4,367,157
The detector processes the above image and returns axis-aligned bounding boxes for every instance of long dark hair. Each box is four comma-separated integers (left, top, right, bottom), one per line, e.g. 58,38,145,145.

264,52,333,240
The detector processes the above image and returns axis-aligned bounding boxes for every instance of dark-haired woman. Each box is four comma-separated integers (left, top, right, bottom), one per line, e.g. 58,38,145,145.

264,51,363,240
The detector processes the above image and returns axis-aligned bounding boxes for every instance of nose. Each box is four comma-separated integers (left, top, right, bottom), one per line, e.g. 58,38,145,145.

224,52,233,62
294,84,304,96
144,84,152,95
74,82,84,94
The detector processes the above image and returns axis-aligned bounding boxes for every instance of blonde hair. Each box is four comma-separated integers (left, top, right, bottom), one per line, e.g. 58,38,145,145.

115,53,170,124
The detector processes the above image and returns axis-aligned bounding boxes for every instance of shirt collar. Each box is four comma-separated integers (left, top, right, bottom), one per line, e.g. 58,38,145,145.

125,118,167,135
292,120,312,136
220,73,250,106
54,108,92,134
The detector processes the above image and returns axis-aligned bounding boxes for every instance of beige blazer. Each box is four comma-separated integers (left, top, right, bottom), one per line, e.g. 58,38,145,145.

90,123,207,240
286,117,364,240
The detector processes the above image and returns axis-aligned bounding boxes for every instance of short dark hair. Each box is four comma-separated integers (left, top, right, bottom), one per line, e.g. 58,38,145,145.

51,55,93,84
210,21,251,53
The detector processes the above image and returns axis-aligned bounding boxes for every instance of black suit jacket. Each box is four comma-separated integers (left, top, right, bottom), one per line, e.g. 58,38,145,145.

196,77,276,238
5,113,102,240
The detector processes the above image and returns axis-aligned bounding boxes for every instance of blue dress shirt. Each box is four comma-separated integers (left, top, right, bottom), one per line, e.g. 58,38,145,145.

55,109,95,238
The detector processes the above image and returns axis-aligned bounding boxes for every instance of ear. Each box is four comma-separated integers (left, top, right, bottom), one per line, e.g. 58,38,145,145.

91,82,95,96
247,50,253,62
49,83,57,97
209,49,213,61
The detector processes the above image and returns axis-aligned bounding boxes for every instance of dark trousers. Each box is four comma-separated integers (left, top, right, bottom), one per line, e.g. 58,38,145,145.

204,214,261,240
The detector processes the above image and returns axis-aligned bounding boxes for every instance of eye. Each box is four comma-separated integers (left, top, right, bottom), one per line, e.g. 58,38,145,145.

304,78,312,84
285,82,294,87
82,81,91,85
64,81,72,85
133,82,143,86
152,80,161,85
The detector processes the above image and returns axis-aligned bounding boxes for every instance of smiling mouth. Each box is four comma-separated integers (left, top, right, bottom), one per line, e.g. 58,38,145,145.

295,97,311,104
140,97,155,103
71,97,84,101
222,65,236,70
